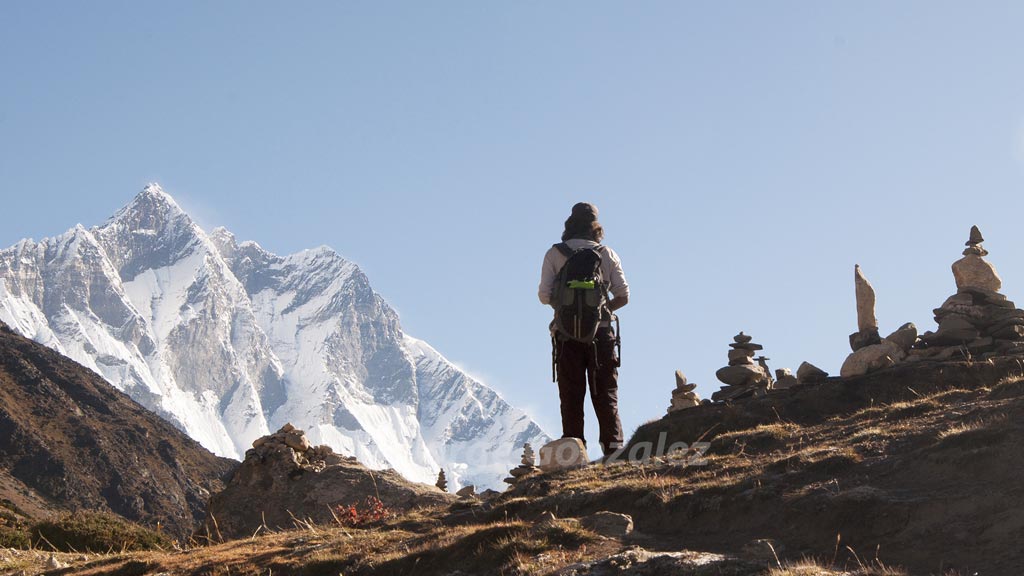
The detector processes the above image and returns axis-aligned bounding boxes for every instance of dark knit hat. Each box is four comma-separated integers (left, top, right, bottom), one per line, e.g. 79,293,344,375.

570,202,599,221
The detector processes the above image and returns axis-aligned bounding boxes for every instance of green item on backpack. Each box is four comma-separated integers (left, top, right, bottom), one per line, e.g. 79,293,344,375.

566,280,596,290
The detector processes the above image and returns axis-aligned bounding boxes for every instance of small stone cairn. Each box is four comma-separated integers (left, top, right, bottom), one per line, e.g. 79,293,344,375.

249,423,347,471
667,370,701,413
712,332,771,401
913,226,1024,359
504,443,540,486
435,469,448,492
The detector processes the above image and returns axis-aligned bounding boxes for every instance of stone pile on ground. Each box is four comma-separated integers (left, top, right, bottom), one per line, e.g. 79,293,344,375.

712,332,771,401
840,264,918,378
504,443,540,485
666,370,701,413
912,226,1024,360
202,424,452,539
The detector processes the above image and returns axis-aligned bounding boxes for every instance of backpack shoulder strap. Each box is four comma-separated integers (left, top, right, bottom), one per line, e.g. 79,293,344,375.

553,242,574,258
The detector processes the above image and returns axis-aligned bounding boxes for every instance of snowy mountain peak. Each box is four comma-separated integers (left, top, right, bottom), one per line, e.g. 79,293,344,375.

0,185,549,490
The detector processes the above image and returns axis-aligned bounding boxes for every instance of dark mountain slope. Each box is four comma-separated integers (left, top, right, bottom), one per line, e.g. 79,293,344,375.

0,321,236,538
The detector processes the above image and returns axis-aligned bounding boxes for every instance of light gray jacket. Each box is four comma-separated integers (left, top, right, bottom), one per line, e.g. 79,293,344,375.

538,239,629,306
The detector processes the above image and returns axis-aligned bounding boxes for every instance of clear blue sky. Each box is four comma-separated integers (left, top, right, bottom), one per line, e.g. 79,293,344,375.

4,2,1024,451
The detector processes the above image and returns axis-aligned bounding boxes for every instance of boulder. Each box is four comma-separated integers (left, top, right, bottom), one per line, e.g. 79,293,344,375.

456,485,476,498
581,511,634,537
884,322,918,353
539,438,589,472
840,340,906,378
796,362,829,383
952,254,1002,292
715,364,768,387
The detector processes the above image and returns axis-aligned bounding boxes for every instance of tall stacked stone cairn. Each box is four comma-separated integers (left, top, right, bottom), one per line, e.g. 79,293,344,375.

667,370,702,413
840,265,918,377
504,443,540,486
912,226,1024,359
712,332,771,401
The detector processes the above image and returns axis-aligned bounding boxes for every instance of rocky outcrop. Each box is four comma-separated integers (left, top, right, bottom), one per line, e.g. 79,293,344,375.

202,425,453,539
0,321,235,539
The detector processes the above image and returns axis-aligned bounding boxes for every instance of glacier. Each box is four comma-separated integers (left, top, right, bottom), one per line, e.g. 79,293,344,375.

0,184,549,490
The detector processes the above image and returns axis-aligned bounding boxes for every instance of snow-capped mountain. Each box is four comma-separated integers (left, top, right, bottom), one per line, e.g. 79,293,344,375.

0,184,549,489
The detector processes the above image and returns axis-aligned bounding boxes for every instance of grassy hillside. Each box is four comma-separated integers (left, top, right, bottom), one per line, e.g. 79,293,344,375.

6,358,1023,575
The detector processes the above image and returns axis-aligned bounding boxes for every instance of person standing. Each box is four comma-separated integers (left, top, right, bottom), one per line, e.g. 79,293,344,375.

538,202,629,456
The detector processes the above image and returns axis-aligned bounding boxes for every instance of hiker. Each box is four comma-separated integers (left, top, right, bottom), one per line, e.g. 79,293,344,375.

539,202,629,457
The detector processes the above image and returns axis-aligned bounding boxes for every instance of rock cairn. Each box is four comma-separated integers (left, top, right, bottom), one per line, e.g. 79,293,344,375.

504,443,540,486
667,370,701,413
840,265,919,378
436,469,448,492
249,423,345,471
712,332,771,401
913,226,1024,359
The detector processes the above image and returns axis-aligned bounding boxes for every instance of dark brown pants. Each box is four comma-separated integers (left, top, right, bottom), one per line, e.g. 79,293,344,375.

556,327,623,455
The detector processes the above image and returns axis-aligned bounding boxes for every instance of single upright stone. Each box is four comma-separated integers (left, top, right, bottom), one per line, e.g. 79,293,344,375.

855,265,878,333
952,227,1002,292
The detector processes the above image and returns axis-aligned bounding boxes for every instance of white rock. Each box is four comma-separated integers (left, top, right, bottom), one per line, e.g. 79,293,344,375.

538,438,589,472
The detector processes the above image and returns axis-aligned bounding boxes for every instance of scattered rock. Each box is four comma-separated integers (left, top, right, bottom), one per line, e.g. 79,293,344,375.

455,485,476,498
538,438,589,472
796,361,829,383
47,555,66,570
581,511,634,537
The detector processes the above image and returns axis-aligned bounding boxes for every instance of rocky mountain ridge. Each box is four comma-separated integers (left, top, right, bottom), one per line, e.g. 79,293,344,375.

0,184,548,490
0,320,235,538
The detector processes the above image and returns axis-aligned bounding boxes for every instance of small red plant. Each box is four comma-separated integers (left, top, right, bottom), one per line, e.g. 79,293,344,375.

333,496,393,526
